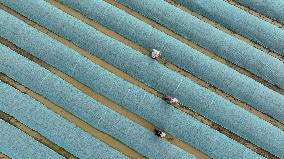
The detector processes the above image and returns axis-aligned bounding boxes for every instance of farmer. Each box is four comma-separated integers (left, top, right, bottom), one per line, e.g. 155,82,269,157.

164,96,179,105
151,49,161,59
155,129,166,138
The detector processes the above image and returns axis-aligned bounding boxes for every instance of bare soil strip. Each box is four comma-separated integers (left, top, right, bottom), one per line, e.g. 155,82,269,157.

0,4,209,158
49,0,284,132
0,38,207,159
0,73,142,159
48,1,280,158
167,0,284,62
2,2,274,158
0,2,278,157
105,0,284,96
0,111,77,159
0,152,10,159
225,0,284,29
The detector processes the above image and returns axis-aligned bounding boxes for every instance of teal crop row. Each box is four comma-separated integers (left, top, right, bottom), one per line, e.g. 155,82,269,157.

0,119,63,159
114,0,284,89
0,45,195,158
174,0,284,56
235,0,284,25
0,10,262,159
55,0,284,127
0,0,282,157
0,80,127,159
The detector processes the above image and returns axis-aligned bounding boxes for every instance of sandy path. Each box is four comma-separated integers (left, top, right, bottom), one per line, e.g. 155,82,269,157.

0,152,10,159
105,0,284,96
0,1,280,158
0,51,144,159
167,0,284,62
11,1,279,157
49,0,280,157
48,0,284,134
104,0,284,128
226,0,284,29
0,38,209,158
0,73,144,158
52,0,284,148
0,4,210,158
0,111,76,159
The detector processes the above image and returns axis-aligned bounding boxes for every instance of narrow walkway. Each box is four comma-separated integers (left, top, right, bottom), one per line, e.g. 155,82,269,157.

0,1,280,158
0,2,280,157
0,111,77,159
0,152,10,159
0,39,207,158
225,0,284,29
166,0,284,62
49,0,284,131
105,0,283,95
0,73,142,159
0,4,275,158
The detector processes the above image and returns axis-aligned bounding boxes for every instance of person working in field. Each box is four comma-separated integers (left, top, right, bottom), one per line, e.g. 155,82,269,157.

151,49,161,59
155,129,166,138
164,96,179,105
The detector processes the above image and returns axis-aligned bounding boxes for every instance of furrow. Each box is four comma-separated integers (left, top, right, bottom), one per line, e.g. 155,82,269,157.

0,111,77,159
47,0,284,133
225,0,284,29
0,1,282,158
0,119,64,159
166,0,284,62
44,2,280,158
0,73,139,159
1,2,267,156
0,152,10,159
0,39,205,159
105,0,284,94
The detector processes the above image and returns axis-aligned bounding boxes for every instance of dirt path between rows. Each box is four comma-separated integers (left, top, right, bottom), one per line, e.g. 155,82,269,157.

1,3,209,158
48,0,284,134
105,0,284,96
0,59,143,158
167,0,284,62
53,0,279,158
0,110,77,159
1,1,279,158
0,152,10,159
226,0,284,29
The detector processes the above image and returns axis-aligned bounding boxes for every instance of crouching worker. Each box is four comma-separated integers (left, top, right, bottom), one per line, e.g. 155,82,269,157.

164,96,179,105
155,129,166,138
151,49,161,59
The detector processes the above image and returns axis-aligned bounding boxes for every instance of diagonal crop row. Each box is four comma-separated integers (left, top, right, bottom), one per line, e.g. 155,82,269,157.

0,114,64,159
0,71,145,159
53,0,284,130
0,74,128,159
114,0,284,90
0,4,268,157
228,0,284,28
0,10,263,159
170,0,284,57
0,110,77,159
105,0,284,96
43,1,283,158
0,0,282,158
0,6,206,157
0,43,202,158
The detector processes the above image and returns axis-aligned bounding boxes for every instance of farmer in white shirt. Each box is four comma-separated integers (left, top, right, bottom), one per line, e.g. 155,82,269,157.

151,49,161,59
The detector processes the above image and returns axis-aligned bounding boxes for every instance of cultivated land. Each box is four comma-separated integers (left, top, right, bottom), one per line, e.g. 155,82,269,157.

0,0,283,158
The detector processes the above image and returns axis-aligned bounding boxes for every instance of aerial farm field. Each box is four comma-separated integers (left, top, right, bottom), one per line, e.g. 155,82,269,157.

0,0,284,159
